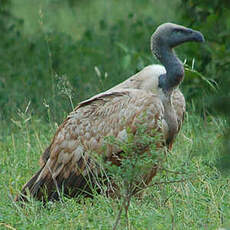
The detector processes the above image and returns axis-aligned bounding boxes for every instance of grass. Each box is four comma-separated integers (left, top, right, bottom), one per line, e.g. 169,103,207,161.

11,0,180,39
0,108,230,230
1,0,230,229
0,0,209,123
1,0,183,123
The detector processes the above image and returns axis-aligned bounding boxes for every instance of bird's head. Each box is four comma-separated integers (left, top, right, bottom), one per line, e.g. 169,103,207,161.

151,23,205,53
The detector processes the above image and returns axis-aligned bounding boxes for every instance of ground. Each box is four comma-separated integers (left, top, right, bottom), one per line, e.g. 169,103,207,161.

0,110,229,230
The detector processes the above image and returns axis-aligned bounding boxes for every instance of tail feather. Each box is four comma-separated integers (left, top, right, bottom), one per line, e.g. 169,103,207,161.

15,166,45,202
39,145,51,167
15,158,103,202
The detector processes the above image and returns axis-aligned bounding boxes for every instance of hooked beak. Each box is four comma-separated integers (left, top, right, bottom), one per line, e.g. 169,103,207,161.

190,29,205,43
171,27,205,48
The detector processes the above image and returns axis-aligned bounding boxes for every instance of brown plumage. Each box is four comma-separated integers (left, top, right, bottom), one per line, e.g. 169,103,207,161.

40,65,185,166
107,64,186,139
16,23,204,202
16,89,164,201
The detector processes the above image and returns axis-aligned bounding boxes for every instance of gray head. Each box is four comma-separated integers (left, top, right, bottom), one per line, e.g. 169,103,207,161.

152,23,205,91
151,23,205,57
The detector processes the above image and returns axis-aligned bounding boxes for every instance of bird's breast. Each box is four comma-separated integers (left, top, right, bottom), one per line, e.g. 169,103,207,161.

162,103,178,147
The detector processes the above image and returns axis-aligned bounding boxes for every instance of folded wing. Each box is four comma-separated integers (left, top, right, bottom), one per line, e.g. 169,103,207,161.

16,89,164,202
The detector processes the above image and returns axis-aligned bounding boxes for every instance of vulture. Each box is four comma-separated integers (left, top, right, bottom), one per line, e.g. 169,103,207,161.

16,23,204,202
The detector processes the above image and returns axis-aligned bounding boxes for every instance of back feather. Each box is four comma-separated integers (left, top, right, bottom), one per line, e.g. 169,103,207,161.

16,89,165,202
39,64,185,166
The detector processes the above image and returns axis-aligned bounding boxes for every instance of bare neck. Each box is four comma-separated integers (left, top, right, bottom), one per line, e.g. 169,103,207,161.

155,46,184,93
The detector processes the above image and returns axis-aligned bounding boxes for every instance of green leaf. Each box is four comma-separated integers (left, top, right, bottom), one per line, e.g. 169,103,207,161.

184,66,218,91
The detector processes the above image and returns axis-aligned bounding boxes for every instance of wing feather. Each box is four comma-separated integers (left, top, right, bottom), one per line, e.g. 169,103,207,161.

16,89,164,201
39,64,185,166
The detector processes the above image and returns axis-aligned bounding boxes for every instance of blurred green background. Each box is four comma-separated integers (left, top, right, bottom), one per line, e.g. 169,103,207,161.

0,0,229,138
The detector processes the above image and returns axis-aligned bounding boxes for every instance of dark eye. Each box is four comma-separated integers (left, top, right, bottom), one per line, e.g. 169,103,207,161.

174,28,185,33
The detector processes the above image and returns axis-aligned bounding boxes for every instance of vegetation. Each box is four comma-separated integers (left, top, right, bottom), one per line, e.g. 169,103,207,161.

179,0,230,171
0,0,229,229
1,111,230,229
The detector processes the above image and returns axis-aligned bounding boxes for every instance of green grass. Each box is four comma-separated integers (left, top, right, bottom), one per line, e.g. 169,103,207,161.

1,109,230,230
1,0,183,123
1,0,230,229
0,0,210,123
11,0,180,39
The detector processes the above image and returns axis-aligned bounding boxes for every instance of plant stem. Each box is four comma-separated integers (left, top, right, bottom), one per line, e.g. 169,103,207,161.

113,198,126,230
